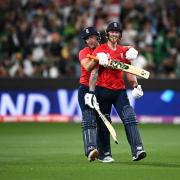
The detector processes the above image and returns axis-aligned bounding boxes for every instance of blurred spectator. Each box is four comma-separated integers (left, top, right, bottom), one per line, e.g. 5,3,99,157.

0,0,179,78
121,20,138,46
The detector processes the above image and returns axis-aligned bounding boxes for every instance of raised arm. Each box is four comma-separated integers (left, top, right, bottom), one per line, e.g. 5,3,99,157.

80,57,98,71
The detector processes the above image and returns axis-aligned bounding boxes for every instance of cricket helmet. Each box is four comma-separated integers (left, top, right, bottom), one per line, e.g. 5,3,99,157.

106,22,122,34
81,27,99,40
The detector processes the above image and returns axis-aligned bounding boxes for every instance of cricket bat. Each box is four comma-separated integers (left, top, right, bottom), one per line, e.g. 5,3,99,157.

87,54,150,79
94,103,119,144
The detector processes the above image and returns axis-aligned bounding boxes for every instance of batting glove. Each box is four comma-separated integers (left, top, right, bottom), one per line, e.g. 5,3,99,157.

96,53,109,66
84,91,99,109
125,48,138,60
132,85,144,99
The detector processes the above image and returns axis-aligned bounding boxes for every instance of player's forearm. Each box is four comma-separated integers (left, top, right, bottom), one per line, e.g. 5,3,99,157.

81,58,98,71
89,68,98,92
86,61,98,71
126,73,138,88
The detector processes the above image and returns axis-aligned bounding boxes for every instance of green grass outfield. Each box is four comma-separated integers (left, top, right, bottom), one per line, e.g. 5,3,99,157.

0,123,180,180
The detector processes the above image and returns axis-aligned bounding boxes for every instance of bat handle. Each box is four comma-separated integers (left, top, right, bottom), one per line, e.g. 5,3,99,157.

87,54,99,61
87,54,112,66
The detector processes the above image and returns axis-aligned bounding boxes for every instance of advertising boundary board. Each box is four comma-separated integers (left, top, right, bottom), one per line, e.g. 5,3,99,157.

0,78,179,123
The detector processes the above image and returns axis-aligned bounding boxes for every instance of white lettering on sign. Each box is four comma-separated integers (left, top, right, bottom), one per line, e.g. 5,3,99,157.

57,90,81,116
0,90,133,116
0,93,50,115
0,93,25,115
25,94,50,115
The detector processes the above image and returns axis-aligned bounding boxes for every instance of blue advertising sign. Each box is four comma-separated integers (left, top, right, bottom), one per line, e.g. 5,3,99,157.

134,90,180,116
0,89,179,123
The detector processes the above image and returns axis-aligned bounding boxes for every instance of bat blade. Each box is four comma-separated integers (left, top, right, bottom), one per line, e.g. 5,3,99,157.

96,109,119,144
109,60,150,79
87,54,150,79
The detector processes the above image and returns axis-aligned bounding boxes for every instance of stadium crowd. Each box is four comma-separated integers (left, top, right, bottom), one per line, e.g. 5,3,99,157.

0,0,179,78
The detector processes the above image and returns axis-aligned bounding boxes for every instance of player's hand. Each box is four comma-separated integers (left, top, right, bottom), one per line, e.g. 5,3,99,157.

84,91,99,109
132,85,143,99
96,53,109,66
125,48,138,60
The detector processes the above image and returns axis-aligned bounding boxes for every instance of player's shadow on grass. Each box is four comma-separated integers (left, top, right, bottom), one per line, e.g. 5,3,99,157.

119,161,180,168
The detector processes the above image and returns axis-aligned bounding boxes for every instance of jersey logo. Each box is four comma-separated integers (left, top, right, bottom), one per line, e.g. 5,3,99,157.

85,29,89,34
114,22,118,27
120,53,124,59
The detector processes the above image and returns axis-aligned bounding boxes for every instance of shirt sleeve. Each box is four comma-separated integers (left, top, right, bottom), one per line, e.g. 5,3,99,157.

79,48,88,61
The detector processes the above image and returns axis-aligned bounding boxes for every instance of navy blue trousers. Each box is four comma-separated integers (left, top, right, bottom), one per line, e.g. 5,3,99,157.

95,86,143,158
78,84,89,112
95,86,131,158
96,86,130,118
78,84,98,156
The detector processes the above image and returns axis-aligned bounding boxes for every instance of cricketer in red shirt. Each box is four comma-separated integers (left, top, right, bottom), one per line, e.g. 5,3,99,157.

92,43,130,90
78,27,100,162
86,22,146,162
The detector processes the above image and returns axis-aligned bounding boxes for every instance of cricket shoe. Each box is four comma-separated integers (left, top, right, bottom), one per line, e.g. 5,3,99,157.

88,149,98,162
98,156,115,163
132,150,147,161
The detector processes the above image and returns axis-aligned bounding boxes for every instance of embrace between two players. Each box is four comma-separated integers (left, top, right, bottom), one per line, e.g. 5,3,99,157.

78,22,146,163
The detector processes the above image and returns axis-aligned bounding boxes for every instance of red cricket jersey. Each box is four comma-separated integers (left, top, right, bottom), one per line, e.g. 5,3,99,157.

92,43,130,90
79,47,94,86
